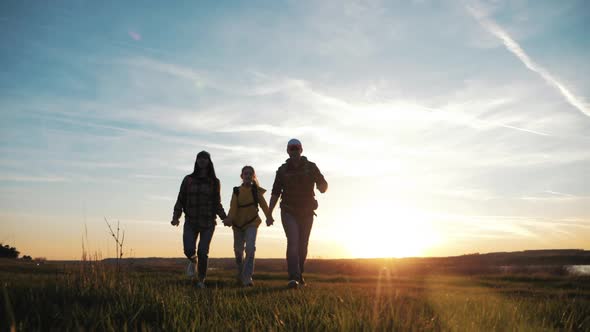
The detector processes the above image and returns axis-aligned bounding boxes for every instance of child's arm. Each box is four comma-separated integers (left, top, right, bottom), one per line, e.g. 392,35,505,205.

227,191,238,221
223,192,237,227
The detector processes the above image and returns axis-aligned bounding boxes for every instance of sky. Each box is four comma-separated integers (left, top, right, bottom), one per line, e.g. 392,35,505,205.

1,0,589,260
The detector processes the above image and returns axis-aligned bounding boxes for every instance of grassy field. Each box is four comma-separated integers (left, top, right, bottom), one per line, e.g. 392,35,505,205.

2,258,590,331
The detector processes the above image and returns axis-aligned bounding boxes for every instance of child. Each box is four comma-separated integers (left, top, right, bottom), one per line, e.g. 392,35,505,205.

224,166,273,287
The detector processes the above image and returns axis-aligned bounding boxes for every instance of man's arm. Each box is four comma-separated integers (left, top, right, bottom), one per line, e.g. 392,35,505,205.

313,164,328,193
268,194,279,215
269,169,282,214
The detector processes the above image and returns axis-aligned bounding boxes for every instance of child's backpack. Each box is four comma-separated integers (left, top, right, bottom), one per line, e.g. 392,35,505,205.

233,184,259,212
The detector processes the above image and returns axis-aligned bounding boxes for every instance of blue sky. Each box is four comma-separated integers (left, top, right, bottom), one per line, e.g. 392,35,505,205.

1,0,589,259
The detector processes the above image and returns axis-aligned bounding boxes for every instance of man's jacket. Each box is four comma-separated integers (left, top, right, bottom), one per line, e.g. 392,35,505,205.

271,156,327,217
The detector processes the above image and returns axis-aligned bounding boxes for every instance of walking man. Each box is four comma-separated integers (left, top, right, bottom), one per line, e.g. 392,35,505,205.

268,139,328,289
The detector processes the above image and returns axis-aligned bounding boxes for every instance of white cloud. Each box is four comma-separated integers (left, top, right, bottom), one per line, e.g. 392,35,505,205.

0,175,68,182
134,174,177,180
467,4,590,118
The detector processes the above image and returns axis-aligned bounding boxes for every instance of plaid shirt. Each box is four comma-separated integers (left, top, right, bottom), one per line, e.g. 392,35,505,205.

173,175,227,229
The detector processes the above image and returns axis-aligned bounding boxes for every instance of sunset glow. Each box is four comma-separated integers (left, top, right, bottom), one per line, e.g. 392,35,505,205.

1,1,589,260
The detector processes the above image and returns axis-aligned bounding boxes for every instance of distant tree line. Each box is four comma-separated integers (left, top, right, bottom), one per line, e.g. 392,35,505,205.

0,243,20,258
0,243,34,260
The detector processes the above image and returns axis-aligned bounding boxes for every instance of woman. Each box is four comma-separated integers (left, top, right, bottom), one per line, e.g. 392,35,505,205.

224,166,273,287
171,151,227,289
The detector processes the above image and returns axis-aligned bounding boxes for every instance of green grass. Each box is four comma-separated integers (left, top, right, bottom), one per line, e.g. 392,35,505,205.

1,260,589,331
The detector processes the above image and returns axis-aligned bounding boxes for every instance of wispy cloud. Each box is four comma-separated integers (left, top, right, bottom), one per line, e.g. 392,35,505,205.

122,57,208,87
433,214,544,238
146,195,175,201
520,190,586,201
116,218,168,226
496,123,549,136
134,174,177,180
0,175,68,182
543,190,576,198
467,5,590,118
216,124,322,137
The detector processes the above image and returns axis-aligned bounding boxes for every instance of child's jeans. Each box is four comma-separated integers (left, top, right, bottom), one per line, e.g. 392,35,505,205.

233,226,258,285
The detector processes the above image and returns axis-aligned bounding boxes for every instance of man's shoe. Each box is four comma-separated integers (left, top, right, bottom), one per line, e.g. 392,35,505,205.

186,261,196,278
287,280,299,289
299,275,307,287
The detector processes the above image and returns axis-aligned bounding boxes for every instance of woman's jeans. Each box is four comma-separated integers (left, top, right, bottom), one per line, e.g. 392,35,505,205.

233,226,258,285
281,211,314,281
183,222,215,281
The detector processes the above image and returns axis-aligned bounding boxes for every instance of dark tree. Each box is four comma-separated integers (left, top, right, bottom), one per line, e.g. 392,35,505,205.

0,243,20,258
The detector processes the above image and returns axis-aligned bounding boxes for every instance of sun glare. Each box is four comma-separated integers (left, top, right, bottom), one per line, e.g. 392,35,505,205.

343,204,439,258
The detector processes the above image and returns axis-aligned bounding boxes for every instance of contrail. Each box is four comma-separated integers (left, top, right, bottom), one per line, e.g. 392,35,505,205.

467,6,590,118
497,123,549,136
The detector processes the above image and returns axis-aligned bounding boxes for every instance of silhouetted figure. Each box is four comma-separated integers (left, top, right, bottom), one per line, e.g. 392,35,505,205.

171,151,227,288
268,139,328,288
223,166,273,287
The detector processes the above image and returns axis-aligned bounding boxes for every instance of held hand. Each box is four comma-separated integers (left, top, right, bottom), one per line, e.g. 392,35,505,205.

222,217,233,227
171,218,180,227
266,217,274,227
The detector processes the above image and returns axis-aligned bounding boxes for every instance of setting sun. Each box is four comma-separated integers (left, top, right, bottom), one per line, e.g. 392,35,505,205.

343,203,440,258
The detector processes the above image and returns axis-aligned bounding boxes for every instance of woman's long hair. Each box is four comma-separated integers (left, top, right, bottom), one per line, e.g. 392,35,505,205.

192,151,217,180
241,165,259,187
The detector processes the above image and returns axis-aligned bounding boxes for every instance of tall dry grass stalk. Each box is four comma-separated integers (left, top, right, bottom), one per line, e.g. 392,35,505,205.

104,217,125,274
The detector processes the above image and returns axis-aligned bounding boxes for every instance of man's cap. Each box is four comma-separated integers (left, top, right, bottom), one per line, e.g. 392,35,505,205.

287,138,302,147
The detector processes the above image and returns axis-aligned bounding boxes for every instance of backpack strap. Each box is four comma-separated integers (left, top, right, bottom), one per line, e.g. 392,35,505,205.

233,184,261,230
251,184,259,207
235,185,259,210
232,215,259,230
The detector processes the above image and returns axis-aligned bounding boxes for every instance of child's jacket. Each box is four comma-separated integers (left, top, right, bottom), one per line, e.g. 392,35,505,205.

228,184,271,229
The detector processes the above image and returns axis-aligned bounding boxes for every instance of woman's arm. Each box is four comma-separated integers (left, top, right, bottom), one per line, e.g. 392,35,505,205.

172,177,187,222
214,179,228,220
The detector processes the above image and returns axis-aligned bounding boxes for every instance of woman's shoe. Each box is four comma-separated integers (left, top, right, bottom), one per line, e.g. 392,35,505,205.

186,261,196,278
